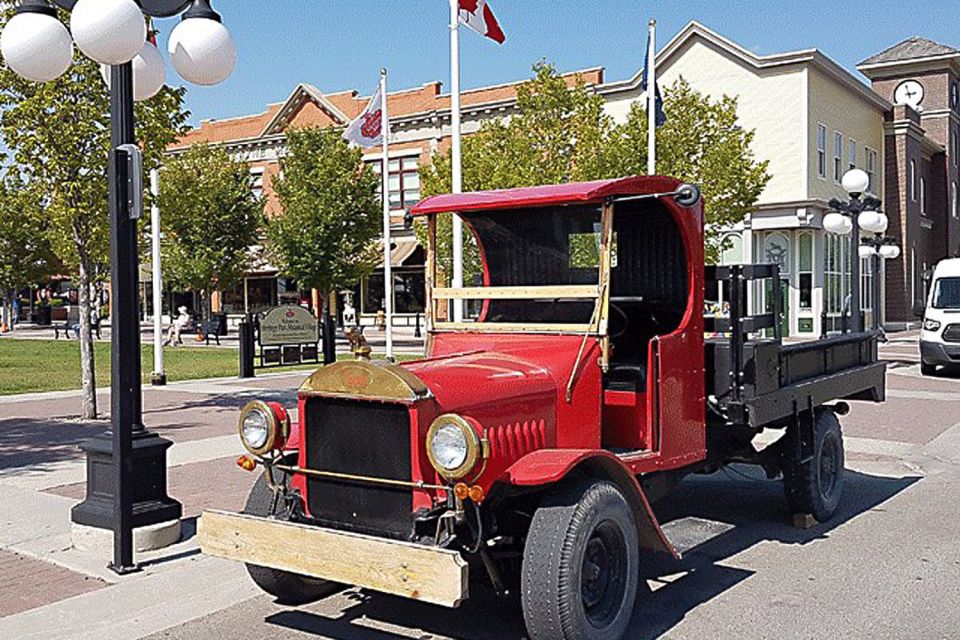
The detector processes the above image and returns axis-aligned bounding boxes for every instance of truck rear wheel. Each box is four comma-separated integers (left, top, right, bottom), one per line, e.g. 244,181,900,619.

783,409,845,523
521,479,639,640
243,457,341,605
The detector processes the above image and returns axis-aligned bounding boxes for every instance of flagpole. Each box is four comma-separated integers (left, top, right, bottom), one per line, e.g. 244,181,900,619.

381,68,394,360
647,18,657,176
450,0,464,322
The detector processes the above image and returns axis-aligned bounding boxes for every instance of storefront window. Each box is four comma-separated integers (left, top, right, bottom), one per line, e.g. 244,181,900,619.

799,233,813,310
362,270,425,314
222,277,278,315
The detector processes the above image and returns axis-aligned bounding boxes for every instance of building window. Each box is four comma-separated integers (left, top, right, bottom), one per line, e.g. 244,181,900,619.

249,167,265,200
920,176,927,214
817,124,826,178
824,233,845,318
866,148,877,193
848,139,856,170
833,132,842,182
953,129,959,167
362,270,426,314
910,159,917,201
953,182,958,219
799,232,813,310
372,156,421,212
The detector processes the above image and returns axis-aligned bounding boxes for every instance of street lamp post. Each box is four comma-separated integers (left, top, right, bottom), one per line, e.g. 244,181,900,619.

823,169,887,334
1,0,235,574
859,233,901,331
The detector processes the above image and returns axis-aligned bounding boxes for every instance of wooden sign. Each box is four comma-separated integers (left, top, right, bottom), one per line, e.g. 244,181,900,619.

259,306,318,346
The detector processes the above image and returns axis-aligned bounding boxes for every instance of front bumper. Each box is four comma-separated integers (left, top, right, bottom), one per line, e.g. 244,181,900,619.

197,510,469,607
920,340,960,366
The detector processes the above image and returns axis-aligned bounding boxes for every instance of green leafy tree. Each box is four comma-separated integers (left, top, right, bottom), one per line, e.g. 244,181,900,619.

158,144,264,324
607,78,770,260
267,126,381,314
0,8,190,418
0,179,57,329
418,64,770,274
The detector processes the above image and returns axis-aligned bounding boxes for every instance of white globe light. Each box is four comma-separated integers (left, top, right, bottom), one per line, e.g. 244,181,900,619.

842,168,870,195
100,41,166,101
168,18,236,86
0,12,73,83
858,244,877,259
858,210,889,234
70,0,147,66
823,212,853,235
880,244,901,260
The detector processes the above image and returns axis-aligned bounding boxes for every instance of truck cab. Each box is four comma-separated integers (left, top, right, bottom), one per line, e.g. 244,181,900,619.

199,176,885,640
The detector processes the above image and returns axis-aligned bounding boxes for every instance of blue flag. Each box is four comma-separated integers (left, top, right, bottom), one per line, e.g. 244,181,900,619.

641,35,667,128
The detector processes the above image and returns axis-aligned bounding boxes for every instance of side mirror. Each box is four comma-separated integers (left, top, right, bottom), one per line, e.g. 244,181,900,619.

675,184,701,207
913,300,926,318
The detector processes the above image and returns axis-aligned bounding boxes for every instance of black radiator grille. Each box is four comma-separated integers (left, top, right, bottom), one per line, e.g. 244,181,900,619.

304,398,413,539
943,324,960,343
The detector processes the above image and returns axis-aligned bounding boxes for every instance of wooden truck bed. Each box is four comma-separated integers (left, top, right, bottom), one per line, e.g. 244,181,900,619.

704,265,886,429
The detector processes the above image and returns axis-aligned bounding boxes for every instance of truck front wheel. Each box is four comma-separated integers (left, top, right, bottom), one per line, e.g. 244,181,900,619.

243,457,341,605
783,409,845,522
521,479,639,640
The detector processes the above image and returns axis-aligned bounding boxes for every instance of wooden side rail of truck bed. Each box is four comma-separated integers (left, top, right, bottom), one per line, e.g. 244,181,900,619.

704,264,886,428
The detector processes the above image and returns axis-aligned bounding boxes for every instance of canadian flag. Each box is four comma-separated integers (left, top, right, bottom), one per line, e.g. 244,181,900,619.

343,82,384,147
458,0,505,44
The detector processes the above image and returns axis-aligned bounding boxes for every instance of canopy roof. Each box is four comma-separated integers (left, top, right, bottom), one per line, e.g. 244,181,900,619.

410,176,681,216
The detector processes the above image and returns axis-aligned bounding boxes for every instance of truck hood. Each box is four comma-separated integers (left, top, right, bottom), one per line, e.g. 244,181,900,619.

402,351,558,424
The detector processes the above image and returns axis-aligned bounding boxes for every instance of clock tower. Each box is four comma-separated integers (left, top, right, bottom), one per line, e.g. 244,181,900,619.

858,37,960,322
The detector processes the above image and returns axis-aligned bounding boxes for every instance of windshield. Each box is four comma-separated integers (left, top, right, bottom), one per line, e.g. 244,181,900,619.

932,277,960,310
443,205,603,326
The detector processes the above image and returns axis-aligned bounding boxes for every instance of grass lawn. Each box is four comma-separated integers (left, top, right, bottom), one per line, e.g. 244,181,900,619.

0,339,245,395
0,339,420,396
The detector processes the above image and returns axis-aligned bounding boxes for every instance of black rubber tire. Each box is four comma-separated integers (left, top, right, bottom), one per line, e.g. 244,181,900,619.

783,409,845,523
921,361,937,376
520,479,639,640
243,458,341,605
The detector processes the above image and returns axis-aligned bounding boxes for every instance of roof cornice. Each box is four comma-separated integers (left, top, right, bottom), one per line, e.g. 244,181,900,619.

599,21,890,111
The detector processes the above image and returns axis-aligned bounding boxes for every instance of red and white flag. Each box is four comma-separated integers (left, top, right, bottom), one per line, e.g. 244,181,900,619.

343,83,384,147
458,0,505,44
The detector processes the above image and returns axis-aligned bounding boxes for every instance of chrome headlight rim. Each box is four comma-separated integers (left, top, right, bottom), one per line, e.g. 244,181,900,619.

238,400,281,456
426,413,480,480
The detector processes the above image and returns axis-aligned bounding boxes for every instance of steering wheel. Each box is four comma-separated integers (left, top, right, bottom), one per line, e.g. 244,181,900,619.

608,302,629,339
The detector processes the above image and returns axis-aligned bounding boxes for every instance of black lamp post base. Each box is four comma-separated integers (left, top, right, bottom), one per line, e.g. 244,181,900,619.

70,431,182,531
150,372,167,386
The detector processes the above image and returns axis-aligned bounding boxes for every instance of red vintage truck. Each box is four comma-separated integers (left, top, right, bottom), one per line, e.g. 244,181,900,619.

198,176,885,640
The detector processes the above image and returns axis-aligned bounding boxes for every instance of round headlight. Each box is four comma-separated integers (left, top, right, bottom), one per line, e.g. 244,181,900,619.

238,400,281,456
426,414,480,480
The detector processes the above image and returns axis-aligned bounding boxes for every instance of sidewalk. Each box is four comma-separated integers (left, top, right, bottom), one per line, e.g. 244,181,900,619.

0,371,310,639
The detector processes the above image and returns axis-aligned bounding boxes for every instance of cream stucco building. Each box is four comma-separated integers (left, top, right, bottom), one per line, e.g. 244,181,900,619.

601,22,890,336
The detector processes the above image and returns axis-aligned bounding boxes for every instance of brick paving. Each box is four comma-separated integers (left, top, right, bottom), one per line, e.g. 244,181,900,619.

47,455,258,518
0,549,106,618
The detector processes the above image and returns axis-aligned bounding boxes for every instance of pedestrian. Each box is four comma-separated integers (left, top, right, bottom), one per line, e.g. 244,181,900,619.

164,306,192,346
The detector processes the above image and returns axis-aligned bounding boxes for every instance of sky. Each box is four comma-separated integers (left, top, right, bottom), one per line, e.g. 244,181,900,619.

150,0,959,127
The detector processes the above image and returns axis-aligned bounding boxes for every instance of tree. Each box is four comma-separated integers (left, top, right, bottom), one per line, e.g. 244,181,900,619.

267,126,381,312
158,144,263,324
0,179,57,329
418,64,770,272
607,78,770,260
0,8,190,418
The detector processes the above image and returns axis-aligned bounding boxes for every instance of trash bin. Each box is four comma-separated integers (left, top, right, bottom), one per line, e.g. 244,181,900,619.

37,306,52,326
212,312,228,336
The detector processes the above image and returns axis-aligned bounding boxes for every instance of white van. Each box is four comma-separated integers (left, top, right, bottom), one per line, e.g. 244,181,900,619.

920,258,960,375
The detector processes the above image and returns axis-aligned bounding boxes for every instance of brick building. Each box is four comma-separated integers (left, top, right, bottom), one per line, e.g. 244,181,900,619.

166,70,603,324
858,38,960,322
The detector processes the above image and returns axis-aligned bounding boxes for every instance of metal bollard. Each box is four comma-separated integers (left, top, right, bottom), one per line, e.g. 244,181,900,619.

238,317,255,378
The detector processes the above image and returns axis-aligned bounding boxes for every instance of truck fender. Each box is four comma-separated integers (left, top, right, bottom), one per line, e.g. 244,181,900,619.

501,449,679,559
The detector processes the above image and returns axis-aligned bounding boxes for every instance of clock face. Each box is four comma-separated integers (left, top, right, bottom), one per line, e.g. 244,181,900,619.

894,79,925,109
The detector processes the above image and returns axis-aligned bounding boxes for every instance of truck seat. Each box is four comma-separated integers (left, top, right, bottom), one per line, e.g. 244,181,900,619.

605,362,647,392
